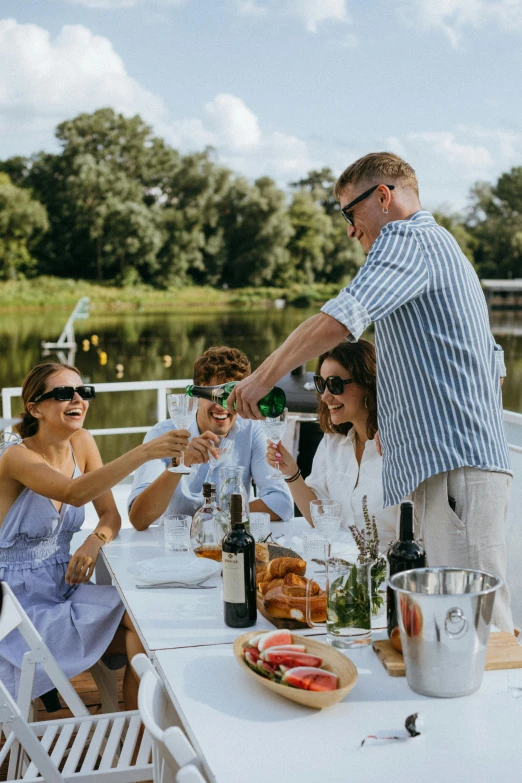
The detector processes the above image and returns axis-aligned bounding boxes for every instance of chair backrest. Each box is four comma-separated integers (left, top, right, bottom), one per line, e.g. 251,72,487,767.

132,653,198,779
177,764,206,783
0,680,65,783
0,582,88,717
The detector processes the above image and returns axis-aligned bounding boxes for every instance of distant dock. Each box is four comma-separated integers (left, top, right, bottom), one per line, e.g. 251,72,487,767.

482,279,522,311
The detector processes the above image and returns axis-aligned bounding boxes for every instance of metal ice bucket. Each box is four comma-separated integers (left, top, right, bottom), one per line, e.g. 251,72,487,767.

388,567,502,698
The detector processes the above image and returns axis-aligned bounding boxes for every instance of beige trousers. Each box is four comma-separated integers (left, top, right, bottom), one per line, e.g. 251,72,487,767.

412,467,513,633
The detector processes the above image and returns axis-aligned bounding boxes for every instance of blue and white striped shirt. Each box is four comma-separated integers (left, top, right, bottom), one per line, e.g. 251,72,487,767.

322,210,511,507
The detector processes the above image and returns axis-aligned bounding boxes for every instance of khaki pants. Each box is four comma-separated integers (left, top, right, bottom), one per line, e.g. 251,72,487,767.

412,467,513,633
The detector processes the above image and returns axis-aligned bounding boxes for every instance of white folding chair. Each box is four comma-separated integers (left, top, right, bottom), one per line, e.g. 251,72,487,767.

132,653,203,783
176,765,206,783
0,679,153,782
0,582,89,719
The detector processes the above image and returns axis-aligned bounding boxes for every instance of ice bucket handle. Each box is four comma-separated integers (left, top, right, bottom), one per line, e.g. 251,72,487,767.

444,607,469,639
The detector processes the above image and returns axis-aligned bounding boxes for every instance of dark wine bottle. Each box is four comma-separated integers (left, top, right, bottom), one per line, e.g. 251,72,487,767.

185,382,286,418
387,500,426,637
222,493,257,628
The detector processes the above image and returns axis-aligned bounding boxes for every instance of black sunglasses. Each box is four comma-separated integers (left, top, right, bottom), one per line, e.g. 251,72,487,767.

314,375,354,396
341,184,395,226
31,385,96,403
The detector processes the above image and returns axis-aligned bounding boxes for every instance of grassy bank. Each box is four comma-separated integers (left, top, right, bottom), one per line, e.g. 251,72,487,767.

0,277,344,313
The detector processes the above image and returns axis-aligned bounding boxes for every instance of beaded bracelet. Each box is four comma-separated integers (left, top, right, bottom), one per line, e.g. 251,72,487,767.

285,468,302,484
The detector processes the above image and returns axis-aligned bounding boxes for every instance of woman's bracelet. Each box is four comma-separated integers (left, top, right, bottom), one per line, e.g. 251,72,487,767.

285,468,301,484
90,531,109,545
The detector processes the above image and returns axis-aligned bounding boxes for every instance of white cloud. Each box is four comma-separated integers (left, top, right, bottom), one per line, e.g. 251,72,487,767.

0,20,168,143
168,93,316,182
62,0,185,8
400,0,522,46
234,0,350,32
407,131,493,170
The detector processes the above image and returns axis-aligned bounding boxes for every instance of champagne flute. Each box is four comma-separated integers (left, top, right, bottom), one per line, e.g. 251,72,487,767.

261,408,287,480
203,437,234,484
166,394,198,474
310,499,342,557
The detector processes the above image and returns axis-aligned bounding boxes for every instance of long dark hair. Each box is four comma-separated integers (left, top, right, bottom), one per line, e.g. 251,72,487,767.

316,338,377,439
15,362,81,439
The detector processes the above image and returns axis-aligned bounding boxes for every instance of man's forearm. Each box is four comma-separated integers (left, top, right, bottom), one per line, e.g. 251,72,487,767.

256,313,349,385
129,470,181,530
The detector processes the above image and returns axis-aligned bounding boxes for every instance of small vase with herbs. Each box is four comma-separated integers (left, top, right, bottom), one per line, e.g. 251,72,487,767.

347,495,388,623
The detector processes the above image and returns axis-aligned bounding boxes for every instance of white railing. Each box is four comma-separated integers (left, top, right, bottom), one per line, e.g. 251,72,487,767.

2,378,522,448
1,379,192,436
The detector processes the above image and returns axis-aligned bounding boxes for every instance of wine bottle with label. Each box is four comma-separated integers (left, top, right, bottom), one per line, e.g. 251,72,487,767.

185,382,286,418
387,500,426,637
222,493,257,628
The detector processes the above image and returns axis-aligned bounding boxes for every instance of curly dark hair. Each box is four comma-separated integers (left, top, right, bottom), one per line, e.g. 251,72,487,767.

193,346,251,386
15,361,82,439
316,338,377,439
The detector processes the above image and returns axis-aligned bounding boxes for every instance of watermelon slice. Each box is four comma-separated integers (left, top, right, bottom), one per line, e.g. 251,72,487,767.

247,633,267,650
256,660,278,678
262,644,306,653
244,651,259,672
262,650,323,668
244,647,260,663
257,630,293,652
283,666,338,692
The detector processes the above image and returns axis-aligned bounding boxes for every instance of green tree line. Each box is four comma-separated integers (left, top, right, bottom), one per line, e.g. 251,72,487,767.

1,108,521,286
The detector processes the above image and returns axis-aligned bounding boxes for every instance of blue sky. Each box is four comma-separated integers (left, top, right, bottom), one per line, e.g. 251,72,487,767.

1,0,522,211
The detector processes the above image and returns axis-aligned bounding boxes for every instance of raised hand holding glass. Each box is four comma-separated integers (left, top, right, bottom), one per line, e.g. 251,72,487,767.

167,394,198,474
260,408,287,480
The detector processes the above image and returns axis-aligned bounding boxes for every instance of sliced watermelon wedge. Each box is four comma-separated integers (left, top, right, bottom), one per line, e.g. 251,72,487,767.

257,630,293,652
283,666,338,692
262,650,323,668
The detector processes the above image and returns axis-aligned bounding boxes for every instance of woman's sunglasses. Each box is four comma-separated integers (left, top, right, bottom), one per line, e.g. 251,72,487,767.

31,385,96,403
313,375,354,396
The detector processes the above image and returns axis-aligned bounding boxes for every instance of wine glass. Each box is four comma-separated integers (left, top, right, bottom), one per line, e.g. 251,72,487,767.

260,408,287,480
166,394,198,474
203,437,234,484
310,499,342,557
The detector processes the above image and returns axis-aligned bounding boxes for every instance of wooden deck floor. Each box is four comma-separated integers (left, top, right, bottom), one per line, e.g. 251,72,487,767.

0,668,125,781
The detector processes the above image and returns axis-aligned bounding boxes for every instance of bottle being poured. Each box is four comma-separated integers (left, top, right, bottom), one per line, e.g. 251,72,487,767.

186,382,286,418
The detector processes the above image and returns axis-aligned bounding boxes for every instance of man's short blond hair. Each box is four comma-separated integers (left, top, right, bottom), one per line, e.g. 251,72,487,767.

334,152,419,200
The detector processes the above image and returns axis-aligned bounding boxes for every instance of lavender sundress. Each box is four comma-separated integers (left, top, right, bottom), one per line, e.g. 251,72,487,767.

0,443,125,699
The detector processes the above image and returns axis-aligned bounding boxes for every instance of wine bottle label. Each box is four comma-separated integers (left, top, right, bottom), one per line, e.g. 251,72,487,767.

222,551,245,603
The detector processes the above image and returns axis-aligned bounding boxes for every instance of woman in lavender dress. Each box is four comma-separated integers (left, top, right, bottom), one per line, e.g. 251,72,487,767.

0,361,189,709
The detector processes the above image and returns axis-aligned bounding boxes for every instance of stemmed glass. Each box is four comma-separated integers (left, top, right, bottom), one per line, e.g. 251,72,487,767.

260,408,287,480
204,437,234,484
310,499,342,557
166,394,198,474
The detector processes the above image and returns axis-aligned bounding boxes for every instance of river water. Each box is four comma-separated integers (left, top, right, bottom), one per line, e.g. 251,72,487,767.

1,308,521,463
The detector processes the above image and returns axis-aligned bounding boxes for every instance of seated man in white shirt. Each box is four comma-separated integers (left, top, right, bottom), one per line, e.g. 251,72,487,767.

128,346,293,529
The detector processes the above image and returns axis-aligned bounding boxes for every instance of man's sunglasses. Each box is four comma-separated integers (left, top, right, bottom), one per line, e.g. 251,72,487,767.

341,184,395,226
313,375,354,396
31,385,96,403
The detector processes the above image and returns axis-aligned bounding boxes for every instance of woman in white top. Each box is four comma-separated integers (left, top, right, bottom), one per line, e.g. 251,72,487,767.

267,339,398,548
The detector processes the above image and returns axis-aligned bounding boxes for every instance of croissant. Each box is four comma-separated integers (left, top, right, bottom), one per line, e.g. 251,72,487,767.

258,578,284,596
266,556,306,579
282,573,321,597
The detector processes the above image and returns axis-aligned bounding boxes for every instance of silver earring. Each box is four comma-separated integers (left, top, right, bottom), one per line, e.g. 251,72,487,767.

364,396,368,409
382,206,388,215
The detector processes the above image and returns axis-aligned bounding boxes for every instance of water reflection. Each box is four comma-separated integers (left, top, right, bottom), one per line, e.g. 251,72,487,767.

0,309,520,463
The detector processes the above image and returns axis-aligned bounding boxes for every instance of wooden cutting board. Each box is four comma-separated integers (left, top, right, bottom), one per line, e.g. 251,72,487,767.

373,632,522,677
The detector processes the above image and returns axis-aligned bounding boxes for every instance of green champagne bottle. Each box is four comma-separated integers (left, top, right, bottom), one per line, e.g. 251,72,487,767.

185,381,286,417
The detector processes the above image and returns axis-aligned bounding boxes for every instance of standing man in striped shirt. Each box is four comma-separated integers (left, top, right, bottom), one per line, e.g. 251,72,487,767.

229,152,513,632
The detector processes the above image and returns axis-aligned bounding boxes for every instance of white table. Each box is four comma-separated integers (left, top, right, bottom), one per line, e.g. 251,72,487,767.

100,522,331,652
154,639,522,783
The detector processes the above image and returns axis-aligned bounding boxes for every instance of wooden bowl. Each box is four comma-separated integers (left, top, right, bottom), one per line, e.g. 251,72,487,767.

233,632,358,709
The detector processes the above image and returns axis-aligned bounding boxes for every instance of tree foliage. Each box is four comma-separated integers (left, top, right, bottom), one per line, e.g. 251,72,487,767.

1,108,521,287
